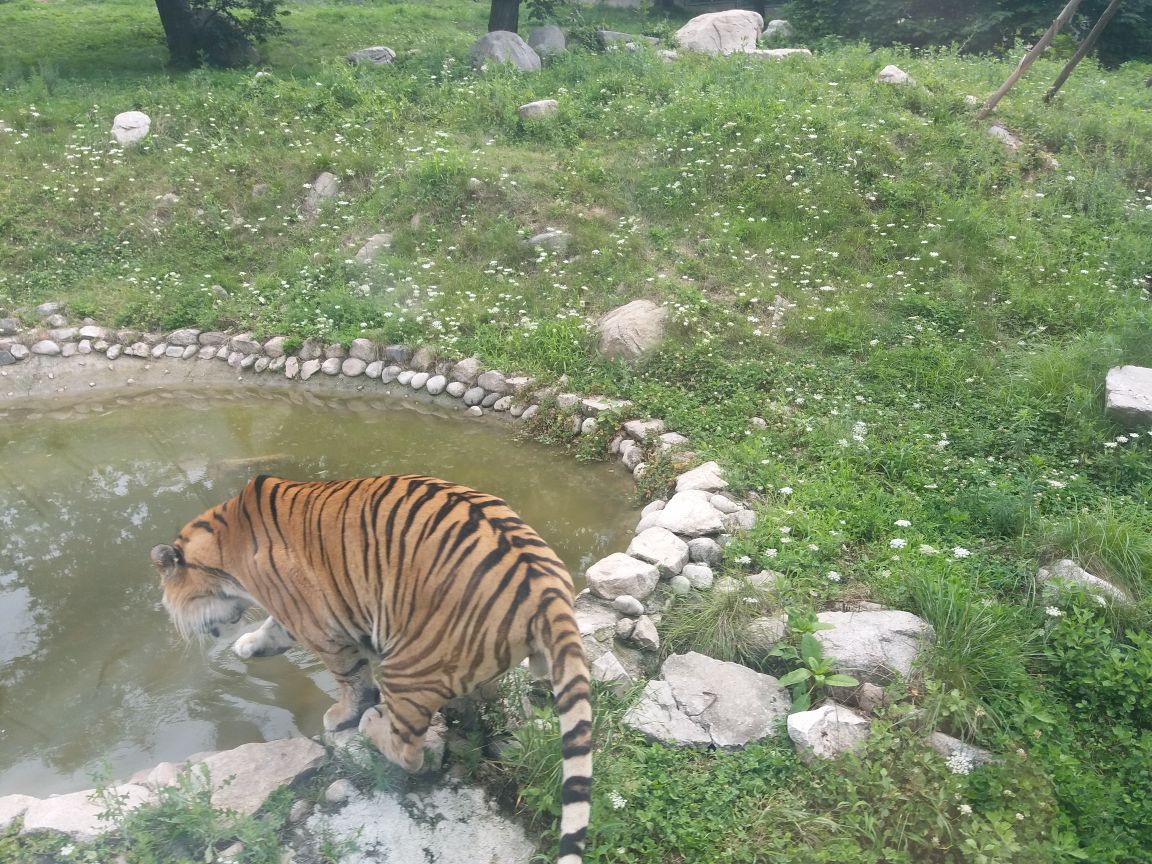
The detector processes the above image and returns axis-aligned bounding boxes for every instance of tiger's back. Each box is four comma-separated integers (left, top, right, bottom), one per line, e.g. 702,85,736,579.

152,474,592,864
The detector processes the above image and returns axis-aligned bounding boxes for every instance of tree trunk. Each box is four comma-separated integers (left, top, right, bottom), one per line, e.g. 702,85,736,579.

1045,0,1124,103
487,0,520,34
155,0,201,68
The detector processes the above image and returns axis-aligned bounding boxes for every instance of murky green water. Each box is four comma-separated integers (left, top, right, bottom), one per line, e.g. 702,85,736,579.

0,387,636,797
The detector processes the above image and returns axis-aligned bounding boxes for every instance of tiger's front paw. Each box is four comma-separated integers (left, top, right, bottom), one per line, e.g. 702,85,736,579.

232,631,262,660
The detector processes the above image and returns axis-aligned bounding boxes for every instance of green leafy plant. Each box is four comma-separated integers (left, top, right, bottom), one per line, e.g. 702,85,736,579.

774,632,859,712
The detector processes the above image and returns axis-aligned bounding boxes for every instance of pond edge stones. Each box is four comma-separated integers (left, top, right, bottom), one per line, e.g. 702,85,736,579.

1,312,980,823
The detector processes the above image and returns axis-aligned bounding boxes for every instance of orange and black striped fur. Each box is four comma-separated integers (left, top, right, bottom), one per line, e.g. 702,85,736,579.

150,474,591,864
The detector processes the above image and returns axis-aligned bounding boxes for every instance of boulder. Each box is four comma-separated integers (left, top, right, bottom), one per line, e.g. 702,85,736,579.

451,356,483,385
688,537,723,567
597,300,668,362
814,610,933,686
519,99,559,121
762,19,793,39
676,11,763,56
877,64,915,86
631,615,660,651
787,703,871,763
624,652,790,748
111,111,150,146
586,553,660,601
624,418,666,441
650,490,724,537
303,171,339,219
528,25,566,58
347,46,396,65
354,232,393,263
627,527,689,575
1037,559,1129,604
591,651,634,695
526,228,570,253
928,731,996,769
469,31,541,72
675,461,727,493
1105,365,1152,425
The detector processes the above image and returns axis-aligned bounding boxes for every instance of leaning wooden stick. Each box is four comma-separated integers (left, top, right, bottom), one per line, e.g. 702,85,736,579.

1045,0,1124,103
976,0,1086,119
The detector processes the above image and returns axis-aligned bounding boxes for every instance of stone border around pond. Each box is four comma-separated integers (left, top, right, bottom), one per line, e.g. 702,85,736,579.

0,315,980,842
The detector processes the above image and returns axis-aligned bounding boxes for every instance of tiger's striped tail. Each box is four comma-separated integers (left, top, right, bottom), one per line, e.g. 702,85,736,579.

542,594,593,864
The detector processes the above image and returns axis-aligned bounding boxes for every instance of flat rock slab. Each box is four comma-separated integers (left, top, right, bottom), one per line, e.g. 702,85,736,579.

1105,365,1152,425
197,738,326,816
647,490,723,537
20,785,154,840
627,526,689,574
675,460,727,493
0,794,39,831
624,652,789,748
815,610,933,686
309,784,536,864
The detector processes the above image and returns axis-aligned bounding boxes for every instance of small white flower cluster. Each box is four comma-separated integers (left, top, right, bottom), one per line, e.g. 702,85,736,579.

1045,606,1064,618
826,571,842,583
609,791,628,810
945,750,975,776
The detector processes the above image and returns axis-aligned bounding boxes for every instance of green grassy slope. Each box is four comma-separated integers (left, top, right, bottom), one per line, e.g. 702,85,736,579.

3,2,1152,862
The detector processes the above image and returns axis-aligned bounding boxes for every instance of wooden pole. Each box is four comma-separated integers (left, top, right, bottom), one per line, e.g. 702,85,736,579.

976,0,1086,119
1045,0,1124,103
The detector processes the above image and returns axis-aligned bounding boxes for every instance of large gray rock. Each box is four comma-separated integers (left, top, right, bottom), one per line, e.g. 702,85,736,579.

627,527,689,575
347,46,396,65
21,785,154,840
197,738,325,816
787,703,871,763
624,652,789,748
586,553,660,601
450,356,483,385
1105,365,1152,425
528,25,566,58
1037,559,1130,603
597,300,668,362
877,64,915,86
518,99,559,121
303,171,339,219
354,232,393,263
650,490,723,537
762,18,793,39
675,461,727,493
676,11,763,56
469,31,541,72
111,110,151,146
814,610,933,686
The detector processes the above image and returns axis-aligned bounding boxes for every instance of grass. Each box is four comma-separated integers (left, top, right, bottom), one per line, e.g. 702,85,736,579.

3,0,1152,861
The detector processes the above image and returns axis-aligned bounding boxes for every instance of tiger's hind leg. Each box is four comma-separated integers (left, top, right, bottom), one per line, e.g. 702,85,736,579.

317,646,381,733
358,677,451,773
232,616,295,659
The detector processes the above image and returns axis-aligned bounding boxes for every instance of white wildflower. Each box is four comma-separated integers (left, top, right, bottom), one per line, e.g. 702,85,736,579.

826,571,842,583
945,751,975,776
919,544,938,555
889,538,907,549
952,547,972,559
894,519,911,528
958,803,973,816
609,791,627,810
1045,606,1063,618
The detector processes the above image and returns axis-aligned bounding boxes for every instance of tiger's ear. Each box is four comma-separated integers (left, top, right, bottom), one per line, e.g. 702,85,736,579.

150,544,184,578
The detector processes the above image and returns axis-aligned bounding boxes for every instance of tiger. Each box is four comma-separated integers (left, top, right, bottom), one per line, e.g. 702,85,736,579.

150,473,592,864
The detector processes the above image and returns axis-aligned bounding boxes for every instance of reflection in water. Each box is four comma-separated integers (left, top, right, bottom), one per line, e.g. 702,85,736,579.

0,387,636,796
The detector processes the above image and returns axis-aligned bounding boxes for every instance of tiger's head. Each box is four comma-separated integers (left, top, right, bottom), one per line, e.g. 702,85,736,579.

151,516,256,640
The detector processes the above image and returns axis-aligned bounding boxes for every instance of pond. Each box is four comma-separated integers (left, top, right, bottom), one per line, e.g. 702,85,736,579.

0,386,637,797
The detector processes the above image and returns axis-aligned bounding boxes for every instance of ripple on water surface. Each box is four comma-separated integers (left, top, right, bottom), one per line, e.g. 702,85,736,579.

0,387,637,796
